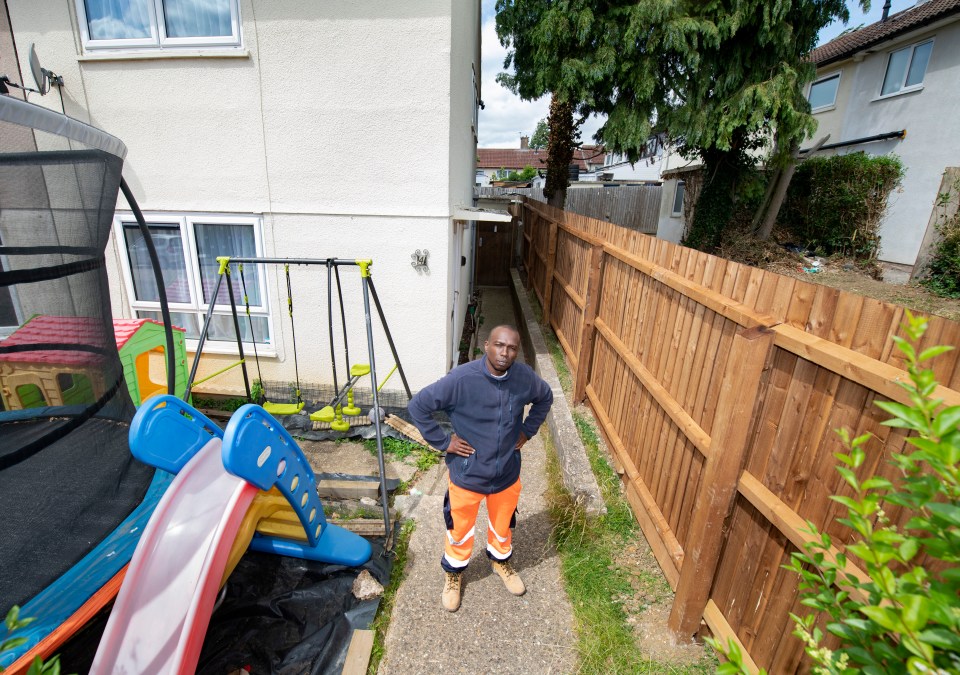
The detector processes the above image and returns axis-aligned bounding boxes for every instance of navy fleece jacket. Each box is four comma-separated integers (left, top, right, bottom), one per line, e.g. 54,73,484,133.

408,358,553,494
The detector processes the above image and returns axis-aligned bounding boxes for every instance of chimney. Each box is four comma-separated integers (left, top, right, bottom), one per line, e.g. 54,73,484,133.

520,136,529,150
881,0,892,21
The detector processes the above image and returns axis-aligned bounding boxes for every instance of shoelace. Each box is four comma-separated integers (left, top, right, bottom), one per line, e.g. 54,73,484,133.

445,573,461,590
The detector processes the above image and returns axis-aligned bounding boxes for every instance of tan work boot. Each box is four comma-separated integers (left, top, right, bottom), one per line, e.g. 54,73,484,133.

491,559,526,596
442,571,463,612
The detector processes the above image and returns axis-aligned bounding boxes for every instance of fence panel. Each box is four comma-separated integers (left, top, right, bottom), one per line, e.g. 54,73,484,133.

479,184,662,233
517,196,960,673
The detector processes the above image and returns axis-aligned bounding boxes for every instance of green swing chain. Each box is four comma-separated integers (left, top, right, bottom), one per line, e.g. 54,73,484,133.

284,264,303,405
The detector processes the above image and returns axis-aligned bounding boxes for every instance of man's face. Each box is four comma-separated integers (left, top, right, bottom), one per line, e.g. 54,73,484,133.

484,327,520,376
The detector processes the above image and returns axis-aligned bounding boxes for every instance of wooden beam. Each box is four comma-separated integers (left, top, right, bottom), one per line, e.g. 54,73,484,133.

669,326,775,639
316,479,380,500
586,383,684,585
552,268,586,309
574,244,605,402
541,219,559,326
772,323,960,409
594,317,712,457
738,470,871,600
702,600,761,675
342,629,375,675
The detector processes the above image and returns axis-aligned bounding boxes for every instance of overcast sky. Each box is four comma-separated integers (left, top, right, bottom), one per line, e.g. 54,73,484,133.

477,0,917,148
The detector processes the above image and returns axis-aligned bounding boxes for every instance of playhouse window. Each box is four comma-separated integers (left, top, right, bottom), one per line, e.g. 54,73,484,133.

116,213,271,354
76,0,241,51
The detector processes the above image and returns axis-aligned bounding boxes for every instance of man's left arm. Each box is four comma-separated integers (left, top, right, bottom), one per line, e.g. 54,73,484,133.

517,375,554,449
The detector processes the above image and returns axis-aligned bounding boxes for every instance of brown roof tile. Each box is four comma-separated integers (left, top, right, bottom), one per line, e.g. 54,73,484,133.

812,0,960,66
478,145,605,171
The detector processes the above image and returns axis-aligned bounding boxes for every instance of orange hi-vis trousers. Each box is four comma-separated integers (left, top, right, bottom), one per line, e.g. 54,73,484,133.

441,478,521,573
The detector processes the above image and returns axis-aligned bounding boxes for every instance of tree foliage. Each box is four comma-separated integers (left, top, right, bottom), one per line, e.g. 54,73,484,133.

495,0,866,248
530,118,549,150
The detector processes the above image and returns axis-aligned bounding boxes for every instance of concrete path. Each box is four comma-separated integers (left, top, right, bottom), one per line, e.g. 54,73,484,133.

379,287,577,674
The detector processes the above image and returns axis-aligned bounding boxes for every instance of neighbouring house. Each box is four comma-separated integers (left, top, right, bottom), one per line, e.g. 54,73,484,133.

597,133,679,183
477,135,605,186
806,0,960,268
3,0,484,393
655,0,960,260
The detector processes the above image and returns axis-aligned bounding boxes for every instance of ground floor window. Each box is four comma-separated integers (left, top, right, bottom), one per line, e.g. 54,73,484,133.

115,213,272,353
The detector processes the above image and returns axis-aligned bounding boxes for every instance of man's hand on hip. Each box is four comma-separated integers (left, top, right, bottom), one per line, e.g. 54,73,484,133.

447,434,475,457
515,432,529,451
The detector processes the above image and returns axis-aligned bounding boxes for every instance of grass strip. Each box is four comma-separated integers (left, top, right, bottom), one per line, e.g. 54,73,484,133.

367,519,415,674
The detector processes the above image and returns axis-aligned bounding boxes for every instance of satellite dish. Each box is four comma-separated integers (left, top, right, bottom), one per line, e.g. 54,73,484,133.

28,44,63,95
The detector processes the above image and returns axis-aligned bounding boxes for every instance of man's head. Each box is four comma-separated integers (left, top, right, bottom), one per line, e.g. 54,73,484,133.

484,325,521,376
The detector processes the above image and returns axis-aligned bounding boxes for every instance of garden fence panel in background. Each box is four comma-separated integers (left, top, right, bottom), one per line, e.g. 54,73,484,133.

478,185,661,233
518,197,960,674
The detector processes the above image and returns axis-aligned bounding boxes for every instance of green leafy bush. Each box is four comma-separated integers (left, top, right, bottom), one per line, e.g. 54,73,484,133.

920,175,960,299
709,312,959,673
780,152,904,259
1,606,62,674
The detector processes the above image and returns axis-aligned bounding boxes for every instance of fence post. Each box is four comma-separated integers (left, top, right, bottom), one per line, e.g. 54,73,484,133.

668,324,774,640
574,243,605,402
524,205,534,290
541,217,559,326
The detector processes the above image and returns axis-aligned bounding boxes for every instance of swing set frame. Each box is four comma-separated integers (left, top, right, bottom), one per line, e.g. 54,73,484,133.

184,256,411,549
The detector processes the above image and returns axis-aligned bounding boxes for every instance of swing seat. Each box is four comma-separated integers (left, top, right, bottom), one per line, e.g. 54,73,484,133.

262,400,305,416
310,405,336,423
350,364,370,377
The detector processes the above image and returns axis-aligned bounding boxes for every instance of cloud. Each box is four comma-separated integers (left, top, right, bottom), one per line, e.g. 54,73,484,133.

479,7,606,148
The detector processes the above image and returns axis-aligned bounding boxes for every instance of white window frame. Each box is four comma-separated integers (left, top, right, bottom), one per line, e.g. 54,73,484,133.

808,71,841,112
75,0,241,52
113,213,273,355
671,181,685,217
878,39,933,99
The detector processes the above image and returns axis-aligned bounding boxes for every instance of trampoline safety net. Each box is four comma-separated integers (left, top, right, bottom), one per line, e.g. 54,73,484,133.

0,96,152,615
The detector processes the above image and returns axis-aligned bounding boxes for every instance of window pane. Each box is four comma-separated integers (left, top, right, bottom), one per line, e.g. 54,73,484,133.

162,0,232,38
205,313,269,344
136,310,199,339
194,223,259,306
84,0,152,39
808,75,839,109
672,181,685,215
123,224,191,303
882,47,910,95
906,41,933,87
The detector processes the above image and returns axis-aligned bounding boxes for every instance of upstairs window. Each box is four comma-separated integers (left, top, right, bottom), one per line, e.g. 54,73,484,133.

808,73,840,111
77,0,240,51
880,40,933,96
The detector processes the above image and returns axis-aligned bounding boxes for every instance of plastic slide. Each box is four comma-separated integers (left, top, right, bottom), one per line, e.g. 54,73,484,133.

90,436,257,675
90,397,372,675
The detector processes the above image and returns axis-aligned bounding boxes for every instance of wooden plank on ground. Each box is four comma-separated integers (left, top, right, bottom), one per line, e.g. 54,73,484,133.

317,479,380,499
342,629,375,675
384,415,442,452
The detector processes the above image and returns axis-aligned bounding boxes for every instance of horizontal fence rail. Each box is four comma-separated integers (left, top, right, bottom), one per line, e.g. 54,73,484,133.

478,184,661,233
518,197,960,673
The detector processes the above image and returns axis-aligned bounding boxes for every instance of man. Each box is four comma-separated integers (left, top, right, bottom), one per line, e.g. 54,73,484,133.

408,324,553,612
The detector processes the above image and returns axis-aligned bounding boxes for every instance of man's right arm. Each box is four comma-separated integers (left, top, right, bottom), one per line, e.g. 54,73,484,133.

407,376,456,452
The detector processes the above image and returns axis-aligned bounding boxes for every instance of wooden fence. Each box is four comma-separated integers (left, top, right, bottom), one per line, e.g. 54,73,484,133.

477,184,661,233
517,197,960,673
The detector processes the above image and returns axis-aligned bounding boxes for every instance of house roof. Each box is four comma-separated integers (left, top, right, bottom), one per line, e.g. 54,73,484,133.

812,0,960,67
478,145,605,171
